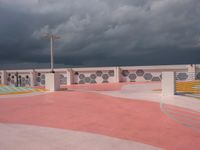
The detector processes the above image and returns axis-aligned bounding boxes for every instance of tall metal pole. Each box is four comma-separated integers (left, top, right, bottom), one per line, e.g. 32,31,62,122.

44,33,60,73
50,35,54,73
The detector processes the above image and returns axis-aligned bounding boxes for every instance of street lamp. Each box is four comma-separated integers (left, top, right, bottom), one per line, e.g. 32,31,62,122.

44,33,60,73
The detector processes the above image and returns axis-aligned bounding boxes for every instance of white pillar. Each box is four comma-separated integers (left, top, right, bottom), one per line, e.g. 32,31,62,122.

187,64,196,72
0,70,7,85
186,64,196,81
45,73,60,91
162,72,176,96
114,67,120,83
29,70,36,87
66,68,73,85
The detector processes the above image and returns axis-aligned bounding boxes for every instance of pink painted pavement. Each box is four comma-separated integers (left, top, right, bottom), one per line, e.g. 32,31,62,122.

0,83,200,150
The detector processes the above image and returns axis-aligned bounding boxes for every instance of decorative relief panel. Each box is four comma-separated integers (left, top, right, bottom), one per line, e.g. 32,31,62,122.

7,72,31,87
74,70,115,84
35,72,46,86
196,72,200,80
60,73,67,85
176,72,198,81
121,69,162,82
35,71,67,86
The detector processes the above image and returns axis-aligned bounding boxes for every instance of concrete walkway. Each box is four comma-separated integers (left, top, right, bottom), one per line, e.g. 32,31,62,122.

0,82,199,150
97,83,200,112
91,83,200,130
0,123,162,150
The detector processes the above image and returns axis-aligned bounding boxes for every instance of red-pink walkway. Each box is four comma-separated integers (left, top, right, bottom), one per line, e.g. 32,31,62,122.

0,83,199,150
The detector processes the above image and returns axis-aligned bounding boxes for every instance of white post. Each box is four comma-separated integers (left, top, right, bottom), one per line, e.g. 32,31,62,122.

66,68,73,85
45,73,60,91
114,67,120,83
187,64,196,81
187,64,196,72
162,72,176,96
29,70,36,87
1,70,7,85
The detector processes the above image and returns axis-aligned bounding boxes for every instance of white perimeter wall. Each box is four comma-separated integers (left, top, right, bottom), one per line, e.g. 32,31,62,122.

0,64,199,87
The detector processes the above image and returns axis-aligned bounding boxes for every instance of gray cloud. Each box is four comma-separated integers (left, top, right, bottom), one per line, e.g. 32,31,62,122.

0,0,200,69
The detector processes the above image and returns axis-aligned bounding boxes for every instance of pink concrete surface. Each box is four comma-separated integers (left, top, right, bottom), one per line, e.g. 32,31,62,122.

0,83,200,150
66,82,152,91
66,82,127,91
161,104,200,129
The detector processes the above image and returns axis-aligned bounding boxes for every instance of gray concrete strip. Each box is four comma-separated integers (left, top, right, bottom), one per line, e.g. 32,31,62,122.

96,83,200,112
0,123,163,150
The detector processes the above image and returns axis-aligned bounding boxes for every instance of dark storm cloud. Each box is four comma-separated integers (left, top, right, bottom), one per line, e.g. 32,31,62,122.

0,0,200,69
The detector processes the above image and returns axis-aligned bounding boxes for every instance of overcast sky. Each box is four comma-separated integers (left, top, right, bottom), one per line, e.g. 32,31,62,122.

0,0,200,69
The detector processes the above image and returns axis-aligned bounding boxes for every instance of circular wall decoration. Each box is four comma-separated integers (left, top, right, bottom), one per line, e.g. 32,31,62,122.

121,70,129,77
96,71,103,77
102,74,109,80
108,70,114,76
90,74,97,80
85,77,91,83
136,70,144,76
177,73,188,80
128,73,137,80
79,74,85,79
143,73,153,80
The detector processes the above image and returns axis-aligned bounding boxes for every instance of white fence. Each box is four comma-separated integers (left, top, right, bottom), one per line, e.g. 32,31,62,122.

0,64,199,87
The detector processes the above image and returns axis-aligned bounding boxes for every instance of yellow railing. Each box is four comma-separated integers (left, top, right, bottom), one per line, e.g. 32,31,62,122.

176,81,200,94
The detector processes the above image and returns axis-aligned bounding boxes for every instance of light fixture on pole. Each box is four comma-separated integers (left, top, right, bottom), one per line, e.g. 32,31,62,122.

44,33,60,73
